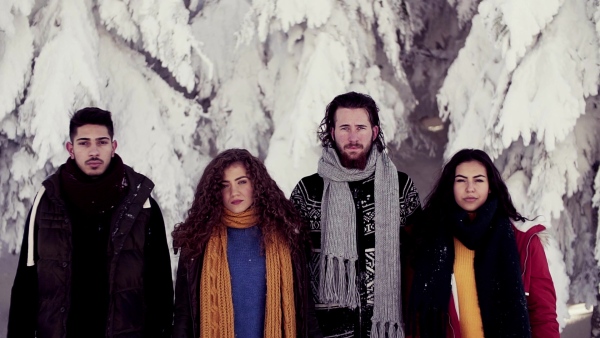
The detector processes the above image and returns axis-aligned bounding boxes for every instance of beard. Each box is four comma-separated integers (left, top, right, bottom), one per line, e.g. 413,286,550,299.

336,143,373,170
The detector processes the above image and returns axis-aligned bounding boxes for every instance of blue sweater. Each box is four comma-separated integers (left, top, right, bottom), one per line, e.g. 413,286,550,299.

227,226,266,338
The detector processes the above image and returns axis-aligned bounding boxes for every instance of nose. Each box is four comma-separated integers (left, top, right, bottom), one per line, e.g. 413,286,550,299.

466,181,475,192
90,144,100,156
229,184,240,197
348,129,359,142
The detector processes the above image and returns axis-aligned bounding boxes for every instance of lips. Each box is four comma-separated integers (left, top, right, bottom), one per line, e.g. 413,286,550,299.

231,199,243,205
464,197,478,202
86,159,103,167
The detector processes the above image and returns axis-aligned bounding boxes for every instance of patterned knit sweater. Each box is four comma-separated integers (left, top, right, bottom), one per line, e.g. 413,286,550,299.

290,171,421,338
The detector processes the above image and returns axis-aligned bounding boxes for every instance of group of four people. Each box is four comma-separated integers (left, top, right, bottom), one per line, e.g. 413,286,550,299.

8,92,558,338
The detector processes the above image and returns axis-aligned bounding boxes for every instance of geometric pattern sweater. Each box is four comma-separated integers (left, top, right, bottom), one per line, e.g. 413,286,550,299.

290,171,421,337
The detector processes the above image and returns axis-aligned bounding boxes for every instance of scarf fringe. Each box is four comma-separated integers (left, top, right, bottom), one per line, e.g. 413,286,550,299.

370,320,404,338
318,255,359,308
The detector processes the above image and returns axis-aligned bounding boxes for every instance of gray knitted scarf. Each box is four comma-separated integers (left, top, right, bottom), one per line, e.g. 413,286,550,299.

317,147,403,338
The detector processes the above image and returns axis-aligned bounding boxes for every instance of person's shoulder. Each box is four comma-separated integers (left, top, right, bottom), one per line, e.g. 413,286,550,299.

148,196,161,210
301,172,322,183
291,173,323,201
513,220,547,236
396,170,413,183
293,173,323,190
123,163,155,190
396,171,419,192
512,220,550,247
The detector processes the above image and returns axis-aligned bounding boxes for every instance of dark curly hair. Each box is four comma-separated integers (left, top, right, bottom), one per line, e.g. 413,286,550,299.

317,91,386,152
172,148,308,256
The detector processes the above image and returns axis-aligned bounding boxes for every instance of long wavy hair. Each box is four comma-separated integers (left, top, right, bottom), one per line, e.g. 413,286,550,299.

423,148,527,227
317,91,386,152
172,148,308,256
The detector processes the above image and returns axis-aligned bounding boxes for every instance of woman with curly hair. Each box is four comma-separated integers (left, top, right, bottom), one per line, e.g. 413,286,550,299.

405,149,558,338
172,148,321,338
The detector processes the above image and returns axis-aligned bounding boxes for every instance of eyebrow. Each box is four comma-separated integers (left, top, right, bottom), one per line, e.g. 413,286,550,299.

222,175,249,183
75,136,111,142
338,123,369,127
455,174,486,178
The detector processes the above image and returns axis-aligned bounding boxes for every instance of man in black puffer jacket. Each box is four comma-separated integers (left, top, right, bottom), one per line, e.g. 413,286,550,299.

7,107,174,338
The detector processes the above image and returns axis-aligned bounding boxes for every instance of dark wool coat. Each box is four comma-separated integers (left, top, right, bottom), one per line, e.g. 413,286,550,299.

7,165,174,338
290,171,421,338
411,224,559,338
172,238,322,338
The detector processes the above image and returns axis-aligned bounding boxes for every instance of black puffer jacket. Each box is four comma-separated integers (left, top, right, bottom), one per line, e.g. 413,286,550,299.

7,164,174,338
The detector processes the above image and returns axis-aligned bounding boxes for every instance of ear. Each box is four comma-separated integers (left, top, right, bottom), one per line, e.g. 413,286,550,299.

111,140,118,157
372,125,379,141
330,128,335,141
66,142,74,159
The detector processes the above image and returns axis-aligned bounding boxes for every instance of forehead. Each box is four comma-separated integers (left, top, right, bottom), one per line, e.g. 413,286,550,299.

74,124,111,139
334,107,371,126
455,160,487,176
223,162,248,179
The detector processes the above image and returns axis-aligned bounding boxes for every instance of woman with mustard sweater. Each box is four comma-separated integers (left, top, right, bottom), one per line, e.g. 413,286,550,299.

405,149,559,338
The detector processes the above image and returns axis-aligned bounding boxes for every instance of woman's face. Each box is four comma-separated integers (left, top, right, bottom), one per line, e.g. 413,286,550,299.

221,162,254,213
453,160,489,212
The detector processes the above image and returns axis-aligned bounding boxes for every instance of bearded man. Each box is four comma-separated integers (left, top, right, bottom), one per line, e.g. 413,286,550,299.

290,92,422,338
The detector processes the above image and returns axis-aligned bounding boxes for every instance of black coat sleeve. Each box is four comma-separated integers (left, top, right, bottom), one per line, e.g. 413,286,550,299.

172,253,193,338
143,198,174,338
7,208,38,338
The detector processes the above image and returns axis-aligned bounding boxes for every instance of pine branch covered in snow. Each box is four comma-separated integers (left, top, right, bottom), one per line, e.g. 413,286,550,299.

97,0,213,92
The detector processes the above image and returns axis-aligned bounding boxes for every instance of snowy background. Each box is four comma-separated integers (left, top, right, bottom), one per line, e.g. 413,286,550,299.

2,0,600,335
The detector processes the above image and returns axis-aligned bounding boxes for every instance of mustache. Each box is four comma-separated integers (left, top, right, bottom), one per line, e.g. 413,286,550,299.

85,158,103,164
344,143,364,149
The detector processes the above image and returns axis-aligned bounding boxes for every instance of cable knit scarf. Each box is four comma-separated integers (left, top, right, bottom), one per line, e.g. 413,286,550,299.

199,207,296,338
318,147,402,338
408,198,530,338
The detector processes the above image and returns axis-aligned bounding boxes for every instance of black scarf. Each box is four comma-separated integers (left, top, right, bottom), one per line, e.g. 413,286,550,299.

60,154,128,215
408,198,530,338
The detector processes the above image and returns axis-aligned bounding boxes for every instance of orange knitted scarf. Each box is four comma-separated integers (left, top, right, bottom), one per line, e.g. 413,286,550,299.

199,207,296,338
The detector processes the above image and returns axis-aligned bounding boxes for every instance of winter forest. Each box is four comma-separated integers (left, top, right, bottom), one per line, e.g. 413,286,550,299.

1,0,600,334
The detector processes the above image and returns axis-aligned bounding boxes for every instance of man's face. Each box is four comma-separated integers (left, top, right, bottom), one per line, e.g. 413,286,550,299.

66,124,117,176
331,107,379,169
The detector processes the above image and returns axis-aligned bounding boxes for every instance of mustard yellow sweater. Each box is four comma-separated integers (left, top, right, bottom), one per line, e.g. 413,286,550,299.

453,238,484,337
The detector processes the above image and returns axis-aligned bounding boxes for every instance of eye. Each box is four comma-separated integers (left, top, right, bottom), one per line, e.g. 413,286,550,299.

100,140,110,145
78,141,89,146
239,179,248,185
